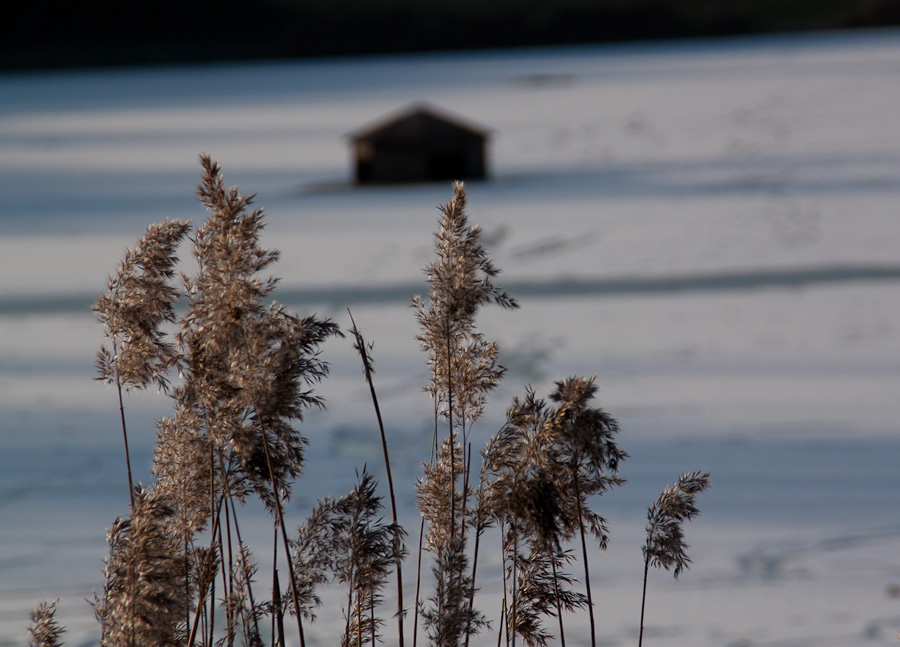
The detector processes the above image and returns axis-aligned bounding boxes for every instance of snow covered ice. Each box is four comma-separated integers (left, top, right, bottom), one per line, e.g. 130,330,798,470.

1,28,900,646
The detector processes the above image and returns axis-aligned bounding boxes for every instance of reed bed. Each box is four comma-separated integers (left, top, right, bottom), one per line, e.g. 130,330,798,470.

29,156,708,647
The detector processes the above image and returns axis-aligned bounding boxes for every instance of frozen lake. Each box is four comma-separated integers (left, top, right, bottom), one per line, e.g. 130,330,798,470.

2,28,900,647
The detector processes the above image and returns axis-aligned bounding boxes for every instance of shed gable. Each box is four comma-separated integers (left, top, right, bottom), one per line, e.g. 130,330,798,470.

351,105,489,184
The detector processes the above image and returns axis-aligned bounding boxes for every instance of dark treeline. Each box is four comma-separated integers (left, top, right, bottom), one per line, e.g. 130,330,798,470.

4,0,900,70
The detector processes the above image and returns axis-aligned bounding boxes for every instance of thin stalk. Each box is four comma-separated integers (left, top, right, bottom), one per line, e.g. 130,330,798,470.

463,442,472,516
463,443,482,647
510,527,518,647
230,498,263,643
273,569,286,647
207,443,217,647
360,505,367,647
496,596,506,647
272,527,280,647
127,518,136,647
356,577,362,647
370,592,376,647
412,515,426,647
413,401,440,647
114,371,136,511
638,556,650,647
111,342,134,646
464,521,483,647
347,310,405,647
460,419,470,546
187,493,227,647
572,473,596,647
222,501,235,647
446,319,456,542
550,553,566,647
217,445,236,646
184,535,191,638
208,541,217,647
200,595,209,647
261,440,307,647
459,438,471,535
500,521,510,647
345,560,355,647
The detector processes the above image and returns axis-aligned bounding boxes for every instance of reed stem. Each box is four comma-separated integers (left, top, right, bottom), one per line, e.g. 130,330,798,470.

573,475,596,647
347,309,405,647
638,556,650,647
113,360,135,511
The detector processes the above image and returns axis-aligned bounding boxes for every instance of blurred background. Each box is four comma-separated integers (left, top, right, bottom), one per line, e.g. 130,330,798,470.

5,0,900,70
3,3,900,647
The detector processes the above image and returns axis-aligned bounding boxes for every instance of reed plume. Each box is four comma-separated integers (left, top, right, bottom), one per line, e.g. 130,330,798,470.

175,155,339,647
546,376,625,647
182,155,339,510
482,376,625,647
333,471,407,647
420,531,487,647
643,470,710,577
289,500,341,622
94,218,190,508
289,471,405,647
95,219,190,393
484,389,586,647
412,182,517,426
505,547,586,647
152,405,218,544
413,181,516,647
28,601,65,647
483,389,562,545
638,470,711,647
418,437,468,555
94,486,188,647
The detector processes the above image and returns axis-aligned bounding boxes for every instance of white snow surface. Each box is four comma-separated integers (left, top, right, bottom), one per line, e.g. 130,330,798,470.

1,29,900,647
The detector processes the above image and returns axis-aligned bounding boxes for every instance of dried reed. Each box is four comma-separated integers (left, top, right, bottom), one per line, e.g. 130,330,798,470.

412,182,517,647
93,487,188,647
94,218,190,509
638,470,711,647
347,309,407,647
546,376,625,647
92,155,341,647
36,161,714,647
483,388,587,647
28,601,65,647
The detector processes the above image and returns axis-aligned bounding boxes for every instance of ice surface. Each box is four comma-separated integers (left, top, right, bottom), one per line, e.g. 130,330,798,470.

1,29,899,647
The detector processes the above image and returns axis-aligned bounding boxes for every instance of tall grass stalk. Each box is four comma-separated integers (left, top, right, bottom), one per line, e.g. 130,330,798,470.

347,309,406,647
333,470,406,647
93,155,343,647
412,181,517,647
638,470,711,647
484,389,588,647
547,377,625,647
95,219,190,510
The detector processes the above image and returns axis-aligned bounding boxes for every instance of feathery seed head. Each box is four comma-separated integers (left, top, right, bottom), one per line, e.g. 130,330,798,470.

505,547,586,647
95,219,190,393
413,182,518,425
94,486,188,647
643,470,711,578
176,155,340,512
28,600,65,647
